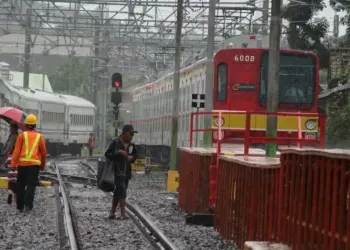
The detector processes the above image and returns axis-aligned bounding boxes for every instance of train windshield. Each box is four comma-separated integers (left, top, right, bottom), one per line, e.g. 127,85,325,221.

259,52,316,105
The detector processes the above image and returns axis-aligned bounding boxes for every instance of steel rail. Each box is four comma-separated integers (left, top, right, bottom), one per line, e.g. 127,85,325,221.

53,162,79,250
80,161,178,250
41,171,96,185
126,202,178,250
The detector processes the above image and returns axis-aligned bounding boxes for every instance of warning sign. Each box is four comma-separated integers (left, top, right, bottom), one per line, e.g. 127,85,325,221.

131,159,145,171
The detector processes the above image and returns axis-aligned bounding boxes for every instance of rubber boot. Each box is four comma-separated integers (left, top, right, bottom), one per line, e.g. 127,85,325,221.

108,198,118,219
118,199,128,220
7,194,12,204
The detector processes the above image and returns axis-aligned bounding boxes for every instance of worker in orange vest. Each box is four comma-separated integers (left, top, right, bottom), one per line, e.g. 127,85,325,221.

11,114,47,212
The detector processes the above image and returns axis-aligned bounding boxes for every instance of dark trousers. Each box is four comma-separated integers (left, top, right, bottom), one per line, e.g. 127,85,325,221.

16,166,40,210
89,148,93,156
113,176,127,200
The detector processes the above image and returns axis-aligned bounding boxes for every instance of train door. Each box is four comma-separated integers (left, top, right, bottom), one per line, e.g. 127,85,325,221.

214,55,241,143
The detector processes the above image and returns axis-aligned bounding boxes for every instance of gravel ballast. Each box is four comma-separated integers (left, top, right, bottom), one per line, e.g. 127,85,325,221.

127,172,237,250
0,187,59,250
88,160,237,250
58,161,152,249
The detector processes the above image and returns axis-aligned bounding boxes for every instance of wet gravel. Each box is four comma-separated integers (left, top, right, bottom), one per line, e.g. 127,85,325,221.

127,172,237,250
87,161,237,250
59,161,152,249
57,160,90,177
0,187,59,250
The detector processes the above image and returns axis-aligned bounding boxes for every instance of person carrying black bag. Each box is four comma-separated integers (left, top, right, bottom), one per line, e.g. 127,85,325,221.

105,124,138,220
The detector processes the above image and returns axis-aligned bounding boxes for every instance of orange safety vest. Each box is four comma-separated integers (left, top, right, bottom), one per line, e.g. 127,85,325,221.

18,131,42,166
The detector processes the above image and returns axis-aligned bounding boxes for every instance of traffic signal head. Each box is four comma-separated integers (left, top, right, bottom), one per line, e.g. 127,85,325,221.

112,72,122,88
111,91,122,105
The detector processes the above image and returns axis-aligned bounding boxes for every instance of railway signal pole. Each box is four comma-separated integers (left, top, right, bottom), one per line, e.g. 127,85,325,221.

111,73,122,137
266,0,282,157
169,0,184,172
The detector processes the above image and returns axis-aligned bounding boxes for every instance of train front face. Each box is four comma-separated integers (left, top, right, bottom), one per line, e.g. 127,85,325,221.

212,48,322,147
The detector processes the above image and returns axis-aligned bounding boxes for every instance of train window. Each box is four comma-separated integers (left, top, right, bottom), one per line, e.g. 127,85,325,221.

260,52,315,105
217,64,228,101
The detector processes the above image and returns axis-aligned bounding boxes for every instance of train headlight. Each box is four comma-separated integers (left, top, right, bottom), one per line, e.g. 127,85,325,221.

213,131,224,140
214,117,225,127
305,119,316,130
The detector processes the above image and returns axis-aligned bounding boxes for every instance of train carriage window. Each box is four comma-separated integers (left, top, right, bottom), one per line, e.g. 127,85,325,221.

260,52,315,105
217,64,228,101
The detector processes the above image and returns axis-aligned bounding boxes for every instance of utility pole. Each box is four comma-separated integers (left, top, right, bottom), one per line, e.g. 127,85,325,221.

101,18,110,151
93,21,100,105
266,0,282,157
203,0,216,148
23,7,32,89
69,54,74,94
262,0,269,35
169,0,184,171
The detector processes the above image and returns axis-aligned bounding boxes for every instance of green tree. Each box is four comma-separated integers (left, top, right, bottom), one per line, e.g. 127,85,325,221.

282,0,330,68
330,1,350,45
326,102,350,147
49,57,93,101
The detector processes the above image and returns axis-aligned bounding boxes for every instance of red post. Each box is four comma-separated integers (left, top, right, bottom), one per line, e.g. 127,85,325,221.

318,115,326,148
217,111,222,155
244,111,251,157
297,112,302,148
190,112,194,147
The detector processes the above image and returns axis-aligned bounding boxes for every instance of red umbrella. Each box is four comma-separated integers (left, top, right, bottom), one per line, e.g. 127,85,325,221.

0,107,27,131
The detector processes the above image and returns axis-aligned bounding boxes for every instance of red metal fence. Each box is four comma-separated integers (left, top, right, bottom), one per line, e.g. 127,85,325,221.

190,111,327,155
210,149,349,249
178,148,214,213
278,149,349,250
178,111,349,248
188,111,326,212
214,156,280,248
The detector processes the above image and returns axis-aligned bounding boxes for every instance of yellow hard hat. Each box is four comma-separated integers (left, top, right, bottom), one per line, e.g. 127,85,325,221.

25,114,37,125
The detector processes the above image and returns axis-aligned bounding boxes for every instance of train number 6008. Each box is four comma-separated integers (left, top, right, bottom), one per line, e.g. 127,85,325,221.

234,55,255,62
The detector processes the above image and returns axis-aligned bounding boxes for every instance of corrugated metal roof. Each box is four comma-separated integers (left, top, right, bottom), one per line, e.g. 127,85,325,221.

9,71,53,93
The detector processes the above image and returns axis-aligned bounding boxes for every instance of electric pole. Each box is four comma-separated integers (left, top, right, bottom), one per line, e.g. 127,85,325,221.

23,7,32,89
101,18,110,151
169,0,184,171
203,0,216,148
93,21,100,105
262,0,269,35
266,0,282,157
69,54,74,94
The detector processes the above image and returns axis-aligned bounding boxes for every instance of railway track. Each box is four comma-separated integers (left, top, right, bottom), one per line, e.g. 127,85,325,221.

50,157,178,250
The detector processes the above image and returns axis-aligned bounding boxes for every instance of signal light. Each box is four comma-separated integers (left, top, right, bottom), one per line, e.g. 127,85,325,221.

112,72,122,88
111,91,122,105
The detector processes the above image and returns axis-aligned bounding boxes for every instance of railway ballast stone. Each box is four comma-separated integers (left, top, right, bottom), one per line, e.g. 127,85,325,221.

0,187,59,250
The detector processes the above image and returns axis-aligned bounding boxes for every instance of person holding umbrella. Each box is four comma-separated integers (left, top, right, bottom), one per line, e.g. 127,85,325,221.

0,123,19,168
11,114,47,212
0,122,19,205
